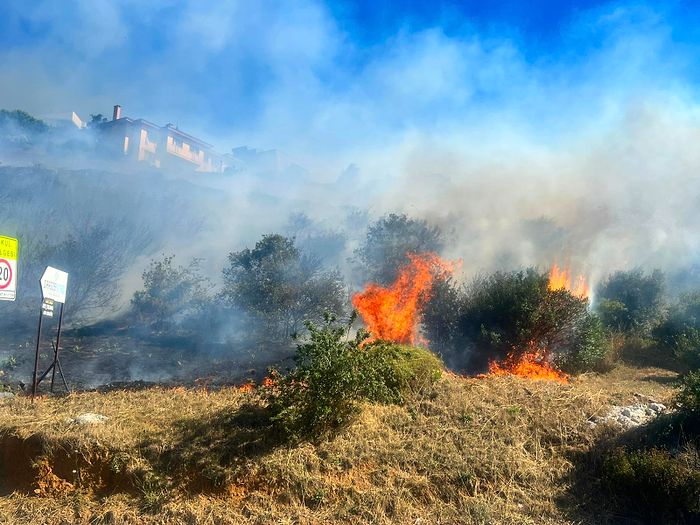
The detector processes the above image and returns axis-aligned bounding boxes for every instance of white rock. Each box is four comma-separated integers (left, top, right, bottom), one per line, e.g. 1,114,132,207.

649,403,666,413
0,392,14,400
73,413,108,425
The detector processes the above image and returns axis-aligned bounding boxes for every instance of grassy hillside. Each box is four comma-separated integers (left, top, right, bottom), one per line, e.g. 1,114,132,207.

0,364,677,525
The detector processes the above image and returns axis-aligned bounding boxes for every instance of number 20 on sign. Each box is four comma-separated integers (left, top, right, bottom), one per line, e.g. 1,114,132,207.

0,236,19,301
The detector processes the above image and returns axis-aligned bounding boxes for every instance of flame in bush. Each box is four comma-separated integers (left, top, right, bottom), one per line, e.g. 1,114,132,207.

488,344,569,383
548,264,589,299
352,253,454,345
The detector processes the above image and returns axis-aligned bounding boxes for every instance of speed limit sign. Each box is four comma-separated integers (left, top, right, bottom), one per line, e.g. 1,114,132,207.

0,236,18,301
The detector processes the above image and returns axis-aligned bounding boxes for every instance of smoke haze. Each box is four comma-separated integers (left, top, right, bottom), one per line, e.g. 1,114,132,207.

1,2,700,337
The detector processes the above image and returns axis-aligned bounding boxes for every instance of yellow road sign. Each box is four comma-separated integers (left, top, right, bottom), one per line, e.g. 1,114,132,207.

0,235,19,301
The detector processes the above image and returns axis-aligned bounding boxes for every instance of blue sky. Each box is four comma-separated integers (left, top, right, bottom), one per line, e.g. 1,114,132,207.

0,0,699,162
3,1,700,274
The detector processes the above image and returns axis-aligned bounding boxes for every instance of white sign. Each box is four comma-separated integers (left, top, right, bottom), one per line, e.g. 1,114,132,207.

41,298,54,318
0,236,18,301
40,266,68,304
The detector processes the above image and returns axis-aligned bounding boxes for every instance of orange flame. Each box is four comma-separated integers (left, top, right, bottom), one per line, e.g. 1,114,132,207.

352,253,454,345
237,382,255,393
488,344,569,383
548,264,589,300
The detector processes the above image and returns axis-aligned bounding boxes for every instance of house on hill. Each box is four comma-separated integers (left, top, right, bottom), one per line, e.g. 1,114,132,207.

97,105,225,173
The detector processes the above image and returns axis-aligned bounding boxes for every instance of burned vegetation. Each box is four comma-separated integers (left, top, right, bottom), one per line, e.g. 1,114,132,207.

1,167,700,524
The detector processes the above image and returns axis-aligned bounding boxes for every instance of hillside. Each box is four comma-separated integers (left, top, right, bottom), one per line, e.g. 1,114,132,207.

0,363,677,525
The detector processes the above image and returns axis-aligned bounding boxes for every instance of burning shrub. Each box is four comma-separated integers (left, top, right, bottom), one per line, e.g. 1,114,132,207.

424,269,608,374
654,293,700,370
596,269,666,335
267,314,443,437
352,252,454,345
354,213,444,285
221,234,346,343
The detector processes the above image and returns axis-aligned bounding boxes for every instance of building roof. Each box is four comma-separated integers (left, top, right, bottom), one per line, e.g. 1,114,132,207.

163,123,213,149
98,115,213,149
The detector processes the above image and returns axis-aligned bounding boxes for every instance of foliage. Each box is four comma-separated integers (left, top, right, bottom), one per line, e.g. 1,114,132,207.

221,234,346,342
285,212,347,266
422,269,608,373
602,447,700,520
131,255,212,334
354,213,444,285
676,371,700,414
596,269,666,335
88,113,109,126
37,222,152,321
654,292,700,370
267,314,443,437
364,341,443,404
0,109,49,135
422,275,464,359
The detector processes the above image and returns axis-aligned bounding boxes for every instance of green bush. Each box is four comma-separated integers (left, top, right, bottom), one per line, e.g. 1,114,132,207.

268,314,443,437
131,255,213,334
596,269,666,335
602,447,700,520
364,341,444,404
676,371,700,415
221,234,346,342
555,313,610,373
654,293,700,370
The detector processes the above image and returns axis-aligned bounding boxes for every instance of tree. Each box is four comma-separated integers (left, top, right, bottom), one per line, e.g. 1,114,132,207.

596,269,666,334
131,255,213,334
285,212,347,266
88,114,109,126
221,234,346,342
653,292,700,369
0,109,49,134
354,213,444,285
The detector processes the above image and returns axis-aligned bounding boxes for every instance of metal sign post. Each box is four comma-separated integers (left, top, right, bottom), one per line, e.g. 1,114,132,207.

32,266,69,399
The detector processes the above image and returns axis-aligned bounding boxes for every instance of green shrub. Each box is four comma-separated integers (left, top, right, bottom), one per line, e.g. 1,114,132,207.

654,293,700,370
556,313,610,373
596,269,666,335
676,371,700,415
222,234,346,342
131,255,213,334
364,341,444,404
602,447,700,520
268,314,443,437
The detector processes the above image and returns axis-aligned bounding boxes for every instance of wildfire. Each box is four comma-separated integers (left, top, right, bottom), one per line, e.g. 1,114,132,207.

488,344,569,383
548,264,589,300
237,382,255,393
352,253,454,345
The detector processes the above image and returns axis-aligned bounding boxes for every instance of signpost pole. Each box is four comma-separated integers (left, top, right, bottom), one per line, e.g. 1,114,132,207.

31,306,43,400
50,302,64,393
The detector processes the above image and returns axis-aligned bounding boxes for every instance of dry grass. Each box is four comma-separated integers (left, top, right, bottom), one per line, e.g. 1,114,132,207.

0,363,678,525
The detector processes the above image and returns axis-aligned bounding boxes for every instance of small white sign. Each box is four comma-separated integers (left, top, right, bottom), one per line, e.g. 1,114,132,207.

41,298,54,318
40,266,68,304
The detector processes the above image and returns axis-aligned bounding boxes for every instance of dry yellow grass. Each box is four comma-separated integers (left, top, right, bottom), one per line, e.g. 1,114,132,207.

0,363,678,525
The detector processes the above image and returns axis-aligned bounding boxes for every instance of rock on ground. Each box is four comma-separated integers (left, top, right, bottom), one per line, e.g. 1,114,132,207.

588,398,667,429
72,413,108,425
